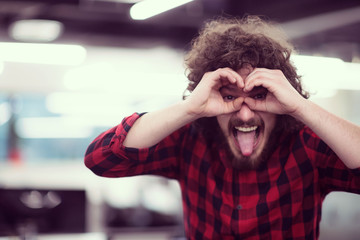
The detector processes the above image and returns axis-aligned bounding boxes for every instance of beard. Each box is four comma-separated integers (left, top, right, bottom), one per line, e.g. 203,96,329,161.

219,130,278,171
194,114,301,171
196,116,283,171
227,116,285,171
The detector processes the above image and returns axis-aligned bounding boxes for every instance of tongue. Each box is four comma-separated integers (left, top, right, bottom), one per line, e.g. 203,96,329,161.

236,131,256,156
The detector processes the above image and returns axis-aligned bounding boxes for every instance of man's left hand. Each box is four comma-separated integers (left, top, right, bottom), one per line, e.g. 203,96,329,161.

243,68,306,116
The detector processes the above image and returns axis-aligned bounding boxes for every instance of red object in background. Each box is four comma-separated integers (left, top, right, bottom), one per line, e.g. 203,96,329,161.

7,96,22,164
8,148,22,164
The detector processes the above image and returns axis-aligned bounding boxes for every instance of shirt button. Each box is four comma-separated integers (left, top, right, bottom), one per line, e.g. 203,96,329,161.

236,204,242,210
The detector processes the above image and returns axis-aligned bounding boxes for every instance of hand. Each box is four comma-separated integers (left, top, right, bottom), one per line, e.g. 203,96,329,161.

185,68,244,118
243,68,306,116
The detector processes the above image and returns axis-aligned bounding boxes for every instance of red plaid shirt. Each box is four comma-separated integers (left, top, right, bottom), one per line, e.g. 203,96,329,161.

85,113,360,239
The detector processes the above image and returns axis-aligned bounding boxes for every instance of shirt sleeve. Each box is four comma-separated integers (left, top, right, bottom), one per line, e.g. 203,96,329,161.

84,112,183,180
302,127,360,195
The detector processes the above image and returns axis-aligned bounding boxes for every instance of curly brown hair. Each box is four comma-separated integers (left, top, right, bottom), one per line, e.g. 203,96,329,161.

183,15,309,140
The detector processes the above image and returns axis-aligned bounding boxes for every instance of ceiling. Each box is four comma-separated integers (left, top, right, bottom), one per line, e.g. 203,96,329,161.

0,0,360,61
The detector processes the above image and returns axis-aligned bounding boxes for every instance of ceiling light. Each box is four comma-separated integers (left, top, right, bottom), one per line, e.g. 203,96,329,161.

292,55,360,97
130,0,194,20
292,55,344,91
0,102,11,126
0,61,3,75
0,42,86,65
9,19,64,42
106,0,142,2
62,62,187,94
15,117,92,139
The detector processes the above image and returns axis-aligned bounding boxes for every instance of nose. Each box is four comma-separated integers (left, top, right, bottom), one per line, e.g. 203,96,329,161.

236,103,255,122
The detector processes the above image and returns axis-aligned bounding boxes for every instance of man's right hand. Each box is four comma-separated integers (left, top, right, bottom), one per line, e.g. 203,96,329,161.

124,68,244,148
185,68,244,118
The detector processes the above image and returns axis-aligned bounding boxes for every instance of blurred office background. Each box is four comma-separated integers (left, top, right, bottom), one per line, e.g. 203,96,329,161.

0,0,360,239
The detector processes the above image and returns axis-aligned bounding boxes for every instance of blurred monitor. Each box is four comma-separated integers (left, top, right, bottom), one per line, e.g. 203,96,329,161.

0,188,86,236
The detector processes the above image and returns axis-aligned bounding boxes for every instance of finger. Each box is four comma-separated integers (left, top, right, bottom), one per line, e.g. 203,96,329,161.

244,97,268,112
236,76,245,89
227,68,245,88
216,68,243,88
244,69,275,92
244,68,261,92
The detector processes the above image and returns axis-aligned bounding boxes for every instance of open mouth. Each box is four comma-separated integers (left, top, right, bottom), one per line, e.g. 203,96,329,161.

232,125,260,156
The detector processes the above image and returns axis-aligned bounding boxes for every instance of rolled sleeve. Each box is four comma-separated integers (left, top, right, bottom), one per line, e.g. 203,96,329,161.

84,112,182,179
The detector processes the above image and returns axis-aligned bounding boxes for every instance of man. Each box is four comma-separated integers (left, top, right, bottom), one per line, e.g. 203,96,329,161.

84,16,360,239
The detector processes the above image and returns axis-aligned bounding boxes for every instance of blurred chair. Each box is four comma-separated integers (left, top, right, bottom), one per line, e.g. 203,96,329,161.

0,188,86,239
104,202,185,240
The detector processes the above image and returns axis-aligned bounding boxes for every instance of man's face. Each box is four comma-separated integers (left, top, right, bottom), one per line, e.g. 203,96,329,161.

216,67,277,170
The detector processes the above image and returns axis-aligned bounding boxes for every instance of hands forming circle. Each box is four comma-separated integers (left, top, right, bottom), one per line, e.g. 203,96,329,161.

186,67,305,118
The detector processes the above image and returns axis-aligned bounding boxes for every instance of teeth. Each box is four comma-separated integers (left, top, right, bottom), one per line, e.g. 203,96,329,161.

235,126,258,132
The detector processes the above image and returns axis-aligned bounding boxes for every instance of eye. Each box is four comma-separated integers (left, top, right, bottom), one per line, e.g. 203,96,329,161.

252,92,268,100
223,95,236,102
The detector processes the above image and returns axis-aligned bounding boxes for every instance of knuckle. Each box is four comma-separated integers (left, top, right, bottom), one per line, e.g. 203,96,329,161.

203,72,211,77
274,69,282,75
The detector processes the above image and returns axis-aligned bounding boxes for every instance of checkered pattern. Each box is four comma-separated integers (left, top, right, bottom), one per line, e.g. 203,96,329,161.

85,113,360,240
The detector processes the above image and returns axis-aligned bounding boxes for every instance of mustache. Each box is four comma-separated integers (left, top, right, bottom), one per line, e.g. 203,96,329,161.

229,118,263,128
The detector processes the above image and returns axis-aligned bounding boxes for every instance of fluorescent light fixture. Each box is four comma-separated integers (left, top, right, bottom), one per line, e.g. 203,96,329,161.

63,63,118,90
15,117,92,139
130,0,194,20
46,91,134,118
0,102,11,126
46,91,182,126
292,55,344,96
9,19,64,42
0,42,86,65
108,0,142,2
281,7,360,39
0,61,3,75
342,62,360,90
63,63,187,95
292,55,360,97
